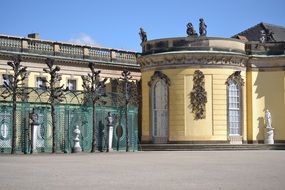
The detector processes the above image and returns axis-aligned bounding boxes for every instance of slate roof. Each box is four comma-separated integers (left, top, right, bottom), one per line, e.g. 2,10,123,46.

232,22,285,42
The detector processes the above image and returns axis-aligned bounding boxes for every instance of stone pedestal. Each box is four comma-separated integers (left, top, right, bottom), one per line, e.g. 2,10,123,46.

31,124,39,154
264,127,274,144
73,139,82,153
108,126,114,151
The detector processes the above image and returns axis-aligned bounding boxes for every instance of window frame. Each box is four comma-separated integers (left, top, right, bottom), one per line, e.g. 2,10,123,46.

227,80,242,136
2,74,13,87
35,76,47,89
67,79,77,91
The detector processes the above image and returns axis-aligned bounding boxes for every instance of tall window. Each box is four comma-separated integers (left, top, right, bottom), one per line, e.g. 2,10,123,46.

36,77,46,89
228,81,241,135
152,80,168,138
149,71,170,143
226,71,244,137
68,79,77,91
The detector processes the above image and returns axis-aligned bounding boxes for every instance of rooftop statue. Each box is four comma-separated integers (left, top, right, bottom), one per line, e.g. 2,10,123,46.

259,30,266,43
186,22,198,37
139,27,147,44
265,28,275,42
260,29,275,43
199,18,207,36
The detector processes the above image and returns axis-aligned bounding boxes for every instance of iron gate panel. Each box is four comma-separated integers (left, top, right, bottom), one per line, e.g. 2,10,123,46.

0,102,138,154
0,105,12,153
66,105,93,153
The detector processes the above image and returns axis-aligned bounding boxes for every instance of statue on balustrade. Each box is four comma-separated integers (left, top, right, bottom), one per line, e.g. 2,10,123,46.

139,27,147,44
199,18,207,36
186,22,198,37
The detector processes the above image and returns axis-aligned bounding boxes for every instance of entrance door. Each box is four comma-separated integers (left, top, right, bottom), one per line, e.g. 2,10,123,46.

152,79,168,143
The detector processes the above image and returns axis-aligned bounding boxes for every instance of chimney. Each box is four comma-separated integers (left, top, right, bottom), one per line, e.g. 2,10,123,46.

28,33,40,39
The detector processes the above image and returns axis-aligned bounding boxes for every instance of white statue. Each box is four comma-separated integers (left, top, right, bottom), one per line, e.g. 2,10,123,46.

264,109,274,144
265,109,272,128
105,112,114,152
73,125,82,152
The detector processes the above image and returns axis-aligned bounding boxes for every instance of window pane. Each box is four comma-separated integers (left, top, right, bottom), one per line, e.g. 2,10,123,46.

152,80,168,138
2,74,13,86
228,81,241,135
36,77,46,89
68,79,76,91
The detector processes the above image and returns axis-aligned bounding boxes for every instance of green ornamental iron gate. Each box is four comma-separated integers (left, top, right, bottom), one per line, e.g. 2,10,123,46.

0,102,138,153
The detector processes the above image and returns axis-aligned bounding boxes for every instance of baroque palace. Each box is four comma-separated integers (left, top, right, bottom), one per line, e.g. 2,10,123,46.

138,22,285,145
1,21,285,152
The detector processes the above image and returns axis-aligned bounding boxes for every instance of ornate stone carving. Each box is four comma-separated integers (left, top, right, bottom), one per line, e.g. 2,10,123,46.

225,71,244,86
148,71,170,87
190,70,207,120
138,53,248,71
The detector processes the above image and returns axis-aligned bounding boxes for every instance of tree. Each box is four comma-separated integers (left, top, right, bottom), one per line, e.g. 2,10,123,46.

0,55,28,154
43,58,65,153
82,62,107,152
120,69,133,152
115,70,139,152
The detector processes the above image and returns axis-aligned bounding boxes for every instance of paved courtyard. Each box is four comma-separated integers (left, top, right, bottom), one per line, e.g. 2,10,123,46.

0,150,285,190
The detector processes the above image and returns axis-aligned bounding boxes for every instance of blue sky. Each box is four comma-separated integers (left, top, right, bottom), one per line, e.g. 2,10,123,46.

1,0,284,52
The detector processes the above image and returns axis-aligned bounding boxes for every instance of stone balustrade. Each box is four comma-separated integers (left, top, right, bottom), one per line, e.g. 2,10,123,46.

245,41,285,55
141,37,246,55
0,35,139,66
141,36,285,56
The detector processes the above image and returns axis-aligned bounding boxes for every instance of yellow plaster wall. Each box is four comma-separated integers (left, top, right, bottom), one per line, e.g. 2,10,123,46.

249,71,285,141
141,68,247,142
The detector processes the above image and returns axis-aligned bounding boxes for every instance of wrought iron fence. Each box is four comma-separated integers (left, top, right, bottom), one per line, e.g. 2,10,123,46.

0,86,138,153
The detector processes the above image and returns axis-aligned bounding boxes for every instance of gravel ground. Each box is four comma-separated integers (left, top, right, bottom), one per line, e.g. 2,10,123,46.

0,150,285,190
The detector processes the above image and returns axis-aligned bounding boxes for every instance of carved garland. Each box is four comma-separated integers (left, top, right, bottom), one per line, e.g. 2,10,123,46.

139,54,247,70
190,70,207,120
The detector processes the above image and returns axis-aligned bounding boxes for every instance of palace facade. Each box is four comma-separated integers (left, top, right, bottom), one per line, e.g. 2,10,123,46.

138,22,285,144
1,22,285,147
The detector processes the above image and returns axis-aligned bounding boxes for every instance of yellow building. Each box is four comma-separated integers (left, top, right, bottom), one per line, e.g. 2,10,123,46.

0,33,141,153
0,33,141,93
1,22,285,147
138,22,285,144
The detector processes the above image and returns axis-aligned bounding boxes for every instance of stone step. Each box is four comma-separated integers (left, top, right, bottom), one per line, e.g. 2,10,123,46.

140,144,285,151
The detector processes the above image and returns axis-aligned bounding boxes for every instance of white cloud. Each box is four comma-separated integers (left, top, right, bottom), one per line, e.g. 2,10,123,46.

68,33,100,46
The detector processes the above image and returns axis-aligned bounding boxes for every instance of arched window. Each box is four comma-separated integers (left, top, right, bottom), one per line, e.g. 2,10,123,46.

226,71,244,137
228,81,241,135
148,71,170,143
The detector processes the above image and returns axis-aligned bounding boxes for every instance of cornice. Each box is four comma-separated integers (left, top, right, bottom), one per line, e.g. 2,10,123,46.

138,52,248,71
0,51,140,71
